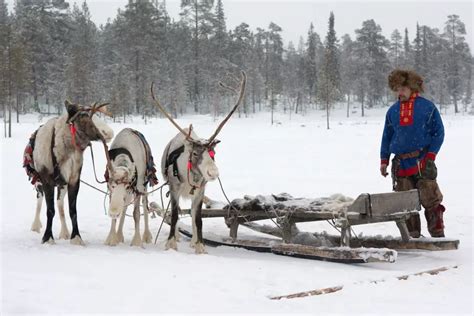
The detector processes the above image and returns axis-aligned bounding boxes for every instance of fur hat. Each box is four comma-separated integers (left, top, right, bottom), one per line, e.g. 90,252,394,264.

388,69,424,93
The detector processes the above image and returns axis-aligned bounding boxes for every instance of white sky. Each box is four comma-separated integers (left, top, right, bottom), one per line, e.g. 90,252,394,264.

6,0,473,48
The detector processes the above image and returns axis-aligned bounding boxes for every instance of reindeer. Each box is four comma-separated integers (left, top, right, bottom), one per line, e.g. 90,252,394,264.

150,71,246,254
103,128,158,247
24,101,114,244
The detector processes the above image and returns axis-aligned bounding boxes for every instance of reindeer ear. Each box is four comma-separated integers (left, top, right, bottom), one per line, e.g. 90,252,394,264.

65,100,79,117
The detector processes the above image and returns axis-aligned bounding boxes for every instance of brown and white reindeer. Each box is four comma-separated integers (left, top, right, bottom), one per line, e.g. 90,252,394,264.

150,71,246,254
103,128,158,247
24,101,114,244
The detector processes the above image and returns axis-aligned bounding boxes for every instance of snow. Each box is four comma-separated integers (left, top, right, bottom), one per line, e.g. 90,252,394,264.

1,107,473,314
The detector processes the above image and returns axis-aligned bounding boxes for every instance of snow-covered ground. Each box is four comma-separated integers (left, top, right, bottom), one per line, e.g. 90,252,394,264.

1,106,473,314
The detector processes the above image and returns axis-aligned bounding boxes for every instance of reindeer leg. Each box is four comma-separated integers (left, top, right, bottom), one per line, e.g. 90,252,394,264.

57,186,70,240
130,198,143,247
104,218,119,246
116,207,126,243
142,194,153,244
191,190,207,254
165,193,179,251
68,180,85,246
31,184,44,233
41,183,55,244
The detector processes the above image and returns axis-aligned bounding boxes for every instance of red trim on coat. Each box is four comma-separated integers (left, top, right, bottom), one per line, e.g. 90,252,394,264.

426,152,436,161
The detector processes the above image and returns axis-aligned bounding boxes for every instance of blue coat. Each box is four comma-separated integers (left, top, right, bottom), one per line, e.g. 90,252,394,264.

380,96,444,176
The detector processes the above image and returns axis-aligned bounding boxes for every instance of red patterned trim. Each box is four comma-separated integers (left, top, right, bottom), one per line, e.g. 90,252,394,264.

399,93,419,126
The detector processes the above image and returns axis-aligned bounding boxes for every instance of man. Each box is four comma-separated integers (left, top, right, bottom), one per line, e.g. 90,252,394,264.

380,69,446,238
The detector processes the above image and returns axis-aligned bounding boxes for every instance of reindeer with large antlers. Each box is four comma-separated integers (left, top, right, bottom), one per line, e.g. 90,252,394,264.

151,71,246,254
24,101,114,244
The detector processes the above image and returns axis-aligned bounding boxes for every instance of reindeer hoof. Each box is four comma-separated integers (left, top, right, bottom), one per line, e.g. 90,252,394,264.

189,237,198,248
142,230,153,244
165,238,178,251
58,228,70,240
42,237,55,245
104,233,119,246
116,232,125,243
31,221,42,233
70,236,85,246
194,243,207,254
130,234,143,247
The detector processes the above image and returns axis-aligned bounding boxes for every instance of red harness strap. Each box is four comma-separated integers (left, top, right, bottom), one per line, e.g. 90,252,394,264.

69,123,82,151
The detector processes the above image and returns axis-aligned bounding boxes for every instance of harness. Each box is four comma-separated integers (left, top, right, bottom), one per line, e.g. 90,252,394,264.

129,129,159,187
23,128,41,185
104,147,138,193
165,145,185,181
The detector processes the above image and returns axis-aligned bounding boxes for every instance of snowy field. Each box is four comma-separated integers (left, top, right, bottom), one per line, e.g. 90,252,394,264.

1,106,473,314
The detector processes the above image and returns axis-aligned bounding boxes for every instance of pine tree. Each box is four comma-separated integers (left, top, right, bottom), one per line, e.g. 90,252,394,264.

413,23,422,73
266,22,284,124
389,29,402,67
305,23,321,104
403,27,411,67
355,19,390,108
66,2,99,105
0,0,11,136
444,14,468,113
317,11,340,126
180,0,215,113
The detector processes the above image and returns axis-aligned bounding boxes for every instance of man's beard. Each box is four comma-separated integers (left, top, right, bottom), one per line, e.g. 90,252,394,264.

399,95,409,101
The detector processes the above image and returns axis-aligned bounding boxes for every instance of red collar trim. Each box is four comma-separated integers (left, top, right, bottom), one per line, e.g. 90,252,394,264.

399,93,419,126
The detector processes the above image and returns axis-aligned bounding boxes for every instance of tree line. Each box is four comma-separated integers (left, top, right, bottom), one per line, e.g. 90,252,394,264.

0,0,472,136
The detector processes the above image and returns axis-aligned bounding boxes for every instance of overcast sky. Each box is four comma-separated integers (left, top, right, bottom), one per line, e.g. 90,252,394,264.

6,0,473,48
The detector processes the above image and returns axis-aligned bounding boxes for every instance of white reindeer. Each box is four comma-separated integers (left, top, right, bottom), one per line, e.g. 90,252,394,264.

104,128,157,247
151,71,246,254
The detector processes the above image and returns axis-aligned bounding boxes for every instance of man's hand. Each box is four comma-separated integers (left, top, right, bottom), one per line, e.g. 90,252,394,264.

380,164,389,177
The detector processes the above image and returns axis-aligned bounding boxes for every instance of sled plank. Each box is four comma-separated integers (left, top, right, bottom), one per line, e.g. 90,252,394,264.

271,243,397,263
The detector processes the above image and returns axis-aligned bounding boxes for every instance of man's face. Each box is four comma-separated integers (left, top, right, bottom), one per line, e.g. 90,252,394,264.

396,86,412,101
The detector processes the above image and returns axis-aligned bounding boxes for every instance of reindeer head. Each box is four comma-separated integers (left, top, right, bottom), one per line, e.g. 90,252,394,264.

107,153,136,219
183,130,221,182
151,71,246,184
65,100,114,149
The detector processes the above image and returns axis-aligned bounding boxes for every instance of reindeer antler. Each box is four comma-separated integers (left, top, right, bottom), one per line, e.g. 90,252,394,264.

150,82,195,141
89,102,112,117
208,71,247,144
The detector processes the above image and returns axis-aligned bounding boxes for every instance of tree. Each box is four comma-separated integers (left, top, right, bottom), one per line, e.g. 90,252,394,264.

340,34,358,117
266,22,284,124
389,29,402,67
317,12,340,127
413,23,422,73
180,0,215,113
66,2,99,105
403,27,411,67
305,23,321,104
444,14,468,113
0,0,11,136
355,19,390,108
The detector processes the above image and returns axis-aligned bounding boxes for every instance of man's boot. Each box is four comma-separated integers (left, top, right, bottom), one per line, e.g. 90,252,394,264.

405,213,421,238
425,204,445,237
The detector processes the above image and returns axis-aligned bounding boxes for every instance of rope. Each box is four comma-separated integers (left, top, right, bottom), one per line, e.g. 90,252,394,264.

80,179,109,195
89,144,107,184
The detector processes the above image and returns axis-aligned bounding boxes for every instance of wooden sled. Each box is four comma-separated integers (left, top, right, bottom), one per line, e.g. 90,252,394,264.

152,189,459,264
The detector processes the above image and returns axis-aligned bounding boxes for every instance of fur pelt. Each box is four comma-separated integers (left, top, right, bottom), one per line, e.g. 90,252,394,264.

388,69,424,93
